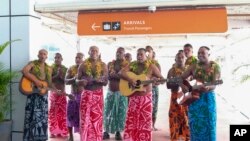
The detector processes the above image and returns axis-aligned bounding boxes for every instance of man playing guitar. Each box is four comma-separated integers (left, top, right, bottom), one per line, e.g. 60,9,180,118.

181,46,221,141
22,49,58,141
120,48,164,141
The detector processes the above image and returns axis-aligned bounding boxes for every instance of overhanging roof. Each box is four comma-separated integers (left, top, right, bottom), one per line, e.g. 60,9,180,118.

34,0,250,49
35,0,250,13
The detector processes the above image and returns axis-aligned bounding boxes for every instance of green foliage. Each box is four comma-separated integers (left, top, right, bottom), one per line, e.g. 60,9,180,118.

0,39,20,55
232,64,250,84
0,40,19,122
240,75,250,83
232,64,250,74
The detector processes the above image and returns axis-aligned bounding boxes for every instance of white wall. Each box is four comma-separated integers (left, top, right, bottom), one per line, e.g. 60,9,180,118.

0,1,83,140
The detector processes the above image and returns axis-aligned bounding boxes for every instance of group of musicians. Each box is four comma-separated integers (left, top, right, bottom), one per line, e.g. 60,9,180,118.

21,43,220,141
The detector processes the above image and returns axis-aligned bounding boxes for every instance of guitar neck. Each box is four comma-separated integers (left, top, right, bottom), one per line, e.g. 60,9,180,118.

192,80,222,90
141,79,168,85
204,82,213,87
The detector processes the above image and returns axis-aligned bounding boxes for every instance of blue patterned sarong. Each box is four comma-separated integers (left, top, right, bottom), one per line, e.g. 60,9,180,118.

188,91,216,141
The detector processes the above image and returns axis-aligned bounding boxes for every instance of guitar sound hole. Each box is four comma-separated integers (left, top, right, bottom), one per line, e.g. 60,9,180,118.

136,80,141,86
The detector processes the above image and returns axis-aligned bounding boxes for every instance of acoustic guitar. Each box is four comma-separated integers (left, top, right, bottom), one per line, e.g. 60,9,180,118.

177,79,223,106
19,76,49,96
119,72,180,96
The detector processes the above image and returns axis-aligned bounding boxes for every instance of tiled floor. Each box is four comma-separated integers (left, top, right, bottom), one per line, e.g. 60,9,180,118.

49,85,250,141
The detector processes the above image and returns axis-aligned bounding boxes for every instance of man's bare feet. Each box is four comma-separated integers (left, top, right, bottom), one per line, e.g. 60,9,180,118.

152,127,159,131
50,134,56,138
68,136,73,141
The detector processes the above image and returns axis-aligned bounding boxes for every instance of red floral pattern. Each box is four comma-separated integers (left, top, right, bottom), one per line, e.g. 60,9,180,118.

48,91,68,136
80,89,103,141
123,93,152,141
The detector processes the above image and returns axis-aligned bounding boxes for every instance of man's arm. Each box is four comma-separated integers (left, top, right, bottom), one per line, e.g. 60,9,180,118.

22,62,42,87
52,67,66,82
76,63,88,87
156,62,161,72
201,63,221,92
98,62,108,86
107,62,118,80
151,64,164,80
65,67,75,85
47,67,63,93
119,65,136,86
166,68,176,89
181,64,195,80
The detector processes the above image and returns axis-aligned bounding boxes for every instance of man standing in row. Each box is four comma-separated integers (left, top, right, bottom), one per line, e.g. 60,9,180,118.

49,53,68,138
145,45,161,131
77,46,108,141
181,46,221,141
167,51,190,141
120,48,165,141
125,52,132,63
183,43,197,67
103,47,129,140
65,52,85,141
22,49,53,141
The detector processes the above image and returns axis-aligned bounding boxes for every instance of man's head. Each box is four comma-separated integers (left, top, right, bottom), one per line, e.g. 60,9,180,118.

88,46,99,60
125,53,132,62
183,43,193,58
116,47,125,60
75,52,84,65
137,48,147,63
38,49,48,63
175,51,186,67
54,53,63,65
145,45,154,59
198,46,210,63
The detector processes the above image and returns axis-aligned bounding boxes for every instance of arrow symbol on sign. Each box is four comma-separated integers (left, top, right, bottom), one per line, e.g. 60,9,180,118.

91,23,100,31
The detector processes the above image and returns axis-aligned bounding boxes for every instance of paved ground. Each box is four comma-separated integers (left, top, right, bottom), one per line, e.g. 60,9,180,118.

49,85,250,141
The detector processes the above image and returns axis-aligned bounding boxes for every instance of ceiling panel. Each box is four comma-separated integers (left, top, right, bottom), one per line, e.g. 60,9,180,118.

37,3,250,50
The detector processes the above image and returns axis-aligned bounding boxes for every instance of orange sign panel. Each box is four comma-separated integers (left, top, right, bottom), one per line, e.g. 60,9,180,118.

77,8,227,35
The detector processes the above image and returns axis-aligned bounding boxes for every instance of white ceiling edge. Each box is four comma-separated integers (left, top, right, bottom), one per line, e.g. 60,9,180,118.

34,0,250,13
36,0,250,52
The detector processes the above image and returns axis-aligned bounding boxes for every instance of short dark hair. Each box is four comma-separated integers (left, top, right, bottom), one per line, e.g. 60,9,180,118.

200,46,210,51
125,52,131,56
77,52,84,58
145,45,153,51
176,50,185,58
137,48,147,52
178,50,184,53
184,43,193,48
55,53,62,57
117,47,125,52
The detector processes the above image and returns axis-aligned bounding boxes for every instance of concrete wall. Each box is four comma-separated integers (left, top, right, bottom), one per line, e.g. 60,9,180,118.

0,1,88,140
0,0,40,140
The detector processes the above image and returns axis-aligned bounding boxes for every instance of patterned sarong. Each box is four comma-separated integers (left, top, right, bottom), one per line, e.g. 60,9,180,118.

23,93,48,141
80,89,103,141
48,91,68,136
123,92,152,141
67,93,81,133
188,91,216,141
104,90,128,133
152,86,159,119
169,92,190,140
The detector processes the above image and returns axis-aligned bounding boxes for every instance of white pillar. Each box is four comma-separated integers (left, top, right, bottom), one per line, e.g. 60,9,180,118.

0,0,42,140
